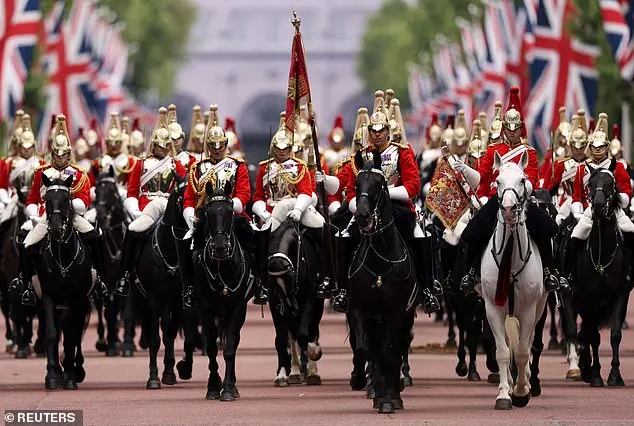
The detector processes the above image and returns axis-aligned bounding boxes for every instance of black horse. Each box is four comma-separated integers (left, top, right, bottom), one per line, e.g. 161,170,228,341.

349,152,417,414
34,174,94,389
268,212,324,387
93,167,128,356
572,166,631,387
127,176,188,389
183,182,256,401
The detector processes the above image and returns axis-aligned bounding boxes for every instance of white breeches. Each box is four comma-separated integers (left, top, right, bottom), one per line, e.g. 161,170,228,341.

128,198,168,233
571,207,634,240
442,210,471,246
0,195,19,225
269,198,324,233
338,216,427,238
24,214,94,248
555,198,572,226
84,207,97,224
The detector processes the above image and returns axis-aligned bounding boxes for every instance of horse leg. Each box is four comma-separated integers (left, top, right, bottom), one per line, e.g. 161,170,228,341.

347,309,367,391
400,328,413,388
177,309,197,380
220,303,248,401
546,293,559,350
607,292,629,387
160,308,178,386
271,297,291,387
454,301,468,378
1,294,16,352
143,305,161,390
41,295,62,390
510,299,542,407
445,295,457,348
288,338,303,384
204,314,222,400
74,309,89,384
484,302,512,410
105,296,121,356
121,293,136,356
529,303,547,396
587,323,603,387
466,297,483,381
562,295,581,380
94,298,107,352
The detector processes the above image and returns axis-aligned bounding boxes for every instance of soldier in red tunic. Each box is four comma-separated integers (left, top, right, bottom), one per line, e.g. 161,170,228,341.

167,104,196,170
460,87,570,294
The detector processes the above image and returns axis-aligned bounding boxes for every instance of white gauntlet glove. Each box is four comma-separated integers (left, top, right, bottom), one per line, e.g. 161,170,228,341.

315,171,340,195
287,193,312,222
252,200,271,222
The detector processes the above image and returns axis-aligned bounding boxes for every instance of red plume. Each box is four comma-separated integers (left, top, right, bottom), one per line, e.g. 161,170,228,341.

225,116,237,132
132,118,141,131
445,114,455,129
505,86,526,137
328,115,344,142
612,123,620,140
589,117,596,132
90,117,98,130
77,127,84,139
50,114,57,131
425,112,440,141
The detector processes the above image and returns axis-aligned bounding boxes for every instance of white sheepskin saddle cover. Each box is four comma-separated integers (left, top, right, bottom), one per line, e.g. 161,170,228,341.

270,198,324,232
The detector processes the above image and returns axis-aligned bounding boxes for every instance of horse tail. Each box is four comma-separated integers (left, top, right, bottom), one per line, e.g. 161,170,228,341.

504,315,520,356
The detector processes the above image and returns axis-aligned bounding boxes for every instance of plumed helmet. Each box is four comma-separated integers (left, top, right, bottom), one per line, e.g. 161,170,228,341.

328,115,345,144
86,118,99,146
51,114,72,155
468,120,486,159
590,113,609,148
225,116,240,150
503,87,524,133
453,109,468,146
74,128,90,157
130,118,144,149
610,123,622,156
352,107,370,151
271,111,292,150
18,113,36,149
204,104,228,150
569,109,588,149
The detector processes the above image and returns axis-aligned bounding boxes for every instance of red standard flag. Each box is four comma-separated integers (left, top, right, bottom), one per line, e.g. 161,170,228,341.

425,158,471,230
284,22,311,137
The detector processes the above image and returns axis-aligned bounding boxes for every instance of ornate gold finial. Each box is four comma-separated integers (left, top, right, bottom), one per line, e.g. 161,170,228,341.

292,11,301,34
376,275,383,288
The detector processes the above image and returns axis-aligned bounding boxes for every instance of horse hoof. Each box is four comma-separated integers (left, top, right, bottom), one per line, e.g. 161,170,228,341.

607,374,625,387
288,374,303,385
220,390,236,402
511,392,530,407
74,367,86,384
467,371,481,382
205,390,220,400
495,399,512,410
402,376,413,387
162,372,177,386
64,378,78,390
15,347,30,359
146,378,161,390
176,360,192,381
530,382,541,397
566,369,581,381
306,343,322,362
139,334,149,350
122,349,134,357
446,338,457,349
591,376,605,387
33,339,45,356
547,339,560,351
378,402,394,414
372,398,380,409
45,376,62,390
95,339,107,353
392,398,404,410
350,372,367,391
306,374,321,386
5,343,16,354
455,362,468,377
487,373,500,384
274,377,289,387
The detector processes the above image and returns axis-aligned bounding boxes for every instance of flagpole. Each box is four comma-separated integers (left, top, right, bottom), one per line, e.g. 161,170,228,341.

291,12,338,295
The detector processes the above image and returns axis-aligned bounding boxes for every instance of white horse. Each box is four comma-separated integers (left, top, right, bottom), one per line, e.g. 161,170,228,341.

479,151,548,410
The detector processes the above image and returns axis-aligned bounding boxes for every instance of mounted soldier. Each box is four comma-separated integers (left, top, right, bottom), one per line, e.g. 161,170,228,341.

322,115,348,172
11,114,108,299
0,114,46,230
543,110,589,225
332,99,440,314
188,106,206,163
180,104,264,309
225,116,245,160
114,107,188,296
419,113,443,197
562,113,634,279
167,104,196,171
85,118,101,160
451,109,469,162
539,107,571,189
251,114,325,305
459,86,570,295
73,128,93,174
129,118,146,159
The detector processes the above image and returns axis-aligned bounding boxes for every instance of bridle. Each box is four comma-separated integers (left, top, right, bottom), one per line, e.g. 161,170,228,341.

204,195,235,260
44,185,83,277
588,169,615,219
356,169,394,235
587,169,619,275
46,185,73,240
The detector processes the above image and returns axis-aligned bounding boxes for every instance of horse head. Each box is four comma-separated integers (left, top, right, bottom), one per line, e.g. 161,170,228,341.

42,173,74,242
268,218,301,281
354,149,388,234
494,150,529,227
587,160,617,219
203,181,234,259
95,165,122,229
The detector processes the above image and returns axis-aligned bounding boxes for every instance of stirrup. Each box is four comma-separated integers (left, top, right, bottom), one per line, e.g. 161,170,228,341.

316,277,332,299
92,278,109,300
182,288,196,311
543,269,559,293
9,275,25,296
557,273,572,295
252,282,268,306
332,289,348,313
22,284,36,306
431,278,444,297
422,288,440,315
114,275,130,297
460,268,477,293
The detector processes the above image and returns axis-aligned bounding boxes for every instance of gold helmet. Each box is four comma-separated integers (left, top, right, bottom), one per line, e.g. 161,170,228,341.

51,114,72,156
130,118,144,150
427,113,442,144
188,106,206,146
18,113,36,149
610,123,622,156
204,104,228,151
203,110,211,127
167,104,184,141
10,109,24,152
503,87,524,132
148,107,172,154
555,106,571,145
105,112,123,147
388,98,408,144
270,111,292,151
489,101,503,140
453,109,468,147
328,115,345,145
369,110,389,132
372,90,389,118
441,115,455,144
121,116,131,146
569,109,588,149
589,112,609,148
384,88,395,108
74,128,90,157
477,111,489,144
86,118,99,147
352,107,370,152
296,109,312,144
468,120,486,159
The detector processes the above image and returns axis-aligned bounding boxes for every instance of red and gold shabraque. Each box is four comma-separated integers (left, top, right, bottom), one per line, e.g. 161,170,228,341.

425,158,471,230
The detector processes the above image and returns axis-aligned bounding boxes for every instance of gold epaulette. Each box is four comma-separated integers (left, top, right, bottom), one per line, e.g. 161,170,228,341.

334,157,351,175
36,164,48,171
390,141,409,150
228,155,245,163
259,158,274,166
556,156,571,163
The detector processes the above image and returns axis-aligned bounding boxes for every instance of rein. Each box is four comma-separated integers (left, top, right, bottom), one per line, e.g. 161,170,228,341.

587,173,619,276
268,221,303,295
152,223,180,275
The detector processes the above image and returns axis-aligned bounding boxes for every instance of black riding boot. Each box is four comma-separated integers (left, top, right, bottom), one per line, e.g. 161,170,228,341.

80,231,109,300
315,227,334,299
562,237,582,283
114,230,142,297
421,235,443,296
460,199,499,293
10,243,35,297
413,237,440,314
532,232,567,294
332,235,351,313
252,227,270,305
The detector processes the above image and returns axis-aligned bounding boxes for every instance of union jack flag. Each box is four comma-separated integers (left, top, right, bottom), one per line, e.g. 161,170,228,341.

525,0,599,154
0,0,42,120
601,0,634,83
